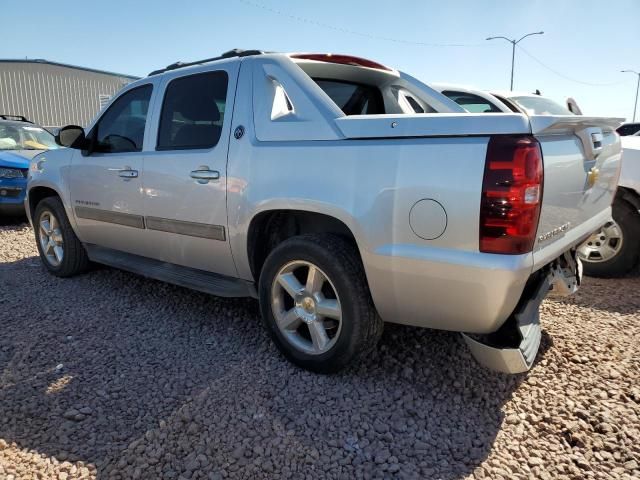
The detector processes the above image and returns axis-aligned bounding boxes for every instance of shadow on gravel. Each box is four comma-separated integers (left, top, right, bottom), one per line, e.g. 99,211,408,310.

552,274,640,316
0,215,28,227
0,256,534,479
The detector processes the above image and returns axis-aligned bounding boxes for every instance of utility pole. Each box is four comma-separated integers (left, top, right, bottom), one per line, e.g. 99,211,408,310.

486,32,544,91
621,70,640,122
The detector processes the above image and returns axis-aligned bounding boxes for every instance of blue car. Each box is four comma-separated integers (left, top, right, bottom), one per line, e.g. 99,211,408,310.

0,151,30,215
0,116,59,216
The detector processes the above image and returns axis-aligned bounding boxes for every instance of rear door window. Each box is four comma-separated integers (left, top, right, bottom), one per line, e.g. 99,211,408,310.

442,91,502,113
157,71,229,150
616,124,640,136
313,79,385,115
509,96,573,115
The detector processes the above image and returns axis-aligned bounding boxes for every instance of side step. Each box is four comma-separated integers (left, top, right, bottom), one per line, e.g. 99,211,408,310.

85,244,257,298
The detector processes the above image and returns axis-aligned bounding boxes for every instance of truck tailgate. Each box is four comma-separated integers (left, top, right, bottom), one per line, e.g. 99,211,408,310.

530,116,623,269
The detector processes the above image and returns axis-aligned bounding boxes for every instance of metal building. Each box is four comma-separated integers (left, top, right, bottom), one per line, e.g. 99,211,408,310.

0,59,138,128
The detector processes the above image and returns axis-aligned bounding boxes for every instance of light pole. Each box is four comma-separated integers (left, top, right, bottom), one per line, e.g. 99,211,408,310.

621,70,640,122
486,31,544,91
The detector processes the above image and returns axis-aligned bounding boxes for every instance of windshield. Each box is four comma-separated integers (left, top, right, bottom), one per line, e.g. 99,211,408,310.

508,96,573,116
0,123,59,151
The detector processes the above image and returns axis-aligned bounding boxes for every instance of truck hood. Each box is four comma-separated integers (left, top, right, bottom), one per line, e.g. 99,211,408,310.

0,151,30,169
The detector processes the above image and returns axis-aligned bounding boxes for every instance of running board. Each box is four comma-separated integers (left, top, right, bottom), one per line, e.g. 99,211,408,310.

85,245,257,298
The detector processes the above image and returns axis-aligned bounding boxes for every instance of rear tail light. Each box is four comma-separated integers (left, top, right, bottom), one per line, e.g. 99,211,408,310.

480,135,543,254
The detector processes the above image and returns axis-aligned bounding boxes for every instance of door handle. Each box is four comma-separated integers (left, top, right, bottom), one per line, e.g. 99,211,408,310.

118,170,138,178
190,169,220,181
108,167,138,178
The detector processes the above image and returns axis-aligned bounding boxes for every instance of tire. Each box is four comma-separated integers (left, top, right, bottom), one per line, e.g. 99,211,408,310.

258,234,383,373
33,196,90,277
579,198,640,278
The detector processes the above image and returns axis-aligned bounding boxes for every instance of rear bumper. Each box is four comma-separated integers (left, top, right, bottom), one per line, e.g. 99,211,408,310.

363,244,533,333
462,251,581,373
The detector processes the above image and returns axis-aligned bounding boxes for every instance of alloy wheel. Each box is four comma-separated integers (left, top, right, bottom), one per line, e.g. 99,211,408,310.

271,260,342,355
39,210,64,267
577,221,623,263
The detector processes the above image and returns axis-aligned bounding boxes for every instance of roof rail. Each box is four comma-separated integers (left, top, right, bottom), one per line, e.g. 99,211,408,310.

0,114,31,123
148,49,265,76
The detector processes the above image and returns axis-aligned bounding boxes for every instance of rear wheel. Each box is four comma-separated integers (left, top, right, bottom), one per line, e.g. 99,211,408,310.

258,234,383,373
34,197,90,277
578,198,640,277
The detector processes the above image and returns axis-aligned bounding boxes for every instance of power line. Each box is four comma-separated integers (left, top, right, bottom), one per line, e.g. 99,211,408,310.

236,0,484,47
516,45,628,87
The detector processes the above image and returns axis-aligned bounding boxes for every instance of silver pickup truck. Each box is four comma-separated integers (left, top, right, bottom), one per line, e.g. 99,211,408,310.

26,50,622,374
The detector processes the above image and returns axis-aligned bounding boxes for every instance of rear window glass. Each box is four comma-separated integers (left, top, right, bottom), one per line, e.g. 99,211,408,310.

509,96,573,116
617,124,640,136
442,91,502,113
313,79,385,115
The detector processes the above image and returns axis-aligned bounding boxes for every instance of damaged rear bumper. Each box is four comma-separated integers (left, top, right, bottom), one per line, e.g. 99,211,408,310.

462,252,581,374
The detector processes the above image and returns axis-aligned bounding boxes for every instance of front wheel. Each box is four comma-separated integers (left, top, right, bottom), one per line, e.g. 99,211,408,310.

258,234,383,373
578,198,640,277
34,196,90,277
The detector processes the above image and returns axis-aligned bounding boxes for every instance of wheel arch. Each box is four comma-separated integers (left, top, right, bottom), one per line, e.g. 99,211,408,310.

246,209,363,281
27,185,62,220
617,186,640,211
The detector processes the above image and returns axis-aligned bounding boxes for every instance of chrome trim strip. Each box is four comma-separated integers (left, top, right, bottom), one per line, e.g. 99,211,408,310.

74,206,145,229
145,216,226,241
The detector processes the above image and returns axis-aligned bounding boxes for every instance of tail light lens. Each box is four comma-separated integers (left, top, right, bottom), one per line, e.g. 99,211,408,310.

480,135,544,254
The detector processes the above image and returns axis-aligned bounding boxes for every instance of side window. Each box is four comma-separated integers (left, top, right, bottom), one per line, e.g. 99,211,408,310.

157,71,229,150
93,85,152,153
442,91,503,113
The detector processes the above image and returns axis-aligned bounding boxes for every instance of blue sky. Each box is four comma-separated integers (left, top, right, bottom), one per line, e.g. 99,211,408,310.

2,0,639,119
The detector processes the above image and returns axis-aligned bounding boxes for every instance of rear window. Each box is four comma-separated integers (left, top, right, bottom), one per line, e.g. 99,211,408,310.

442,91,502,113
509,96,573,116
313,79,385,115
617,124,640,136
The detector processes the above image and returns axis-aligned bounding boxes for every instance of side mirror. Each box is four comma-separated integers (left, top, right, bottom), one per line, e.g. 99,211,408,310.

55,125,88,148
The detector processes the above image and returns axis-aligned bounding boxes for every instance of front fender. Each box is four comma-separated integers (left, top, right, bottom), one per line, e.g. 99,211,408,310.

26,149,75,229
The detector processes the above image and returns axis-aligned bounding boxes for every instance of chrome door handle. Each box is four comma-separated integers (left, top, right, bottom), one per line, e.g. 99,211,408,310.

190,169,220,181
108,167,138,178
118,170,138,178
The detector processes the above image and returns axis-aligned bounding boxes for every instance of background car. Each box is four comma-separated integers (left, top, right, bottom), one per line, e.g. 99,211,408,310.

0,115,59,216
577,130,640,276
0,150,30,215
0,115,59,160
429,84,574,116
616,122,640,136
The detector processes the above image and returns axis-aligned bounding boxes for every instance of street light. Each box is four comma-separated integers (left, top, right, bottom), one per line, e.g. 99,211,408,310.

486,31,544,91
621,70,640,122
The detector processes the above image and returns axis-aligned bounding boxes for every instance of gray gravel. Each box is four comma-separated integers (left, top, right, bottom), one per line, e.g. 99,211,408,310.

0,220,639,480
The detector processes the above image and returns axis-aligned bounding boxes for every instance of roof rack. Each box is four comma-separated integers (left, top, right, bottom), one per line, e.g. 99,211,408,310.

0,114,32,123
148,49,265,76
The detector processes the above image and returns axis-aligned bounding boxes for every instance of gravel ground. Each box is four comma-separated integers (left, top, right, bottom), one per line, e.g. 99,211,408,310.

0,219,639,480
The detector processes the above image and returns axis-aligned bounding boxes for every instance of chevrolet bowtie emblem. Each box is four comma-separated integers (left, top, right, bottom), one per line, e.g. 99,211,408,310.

587,167,600,188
